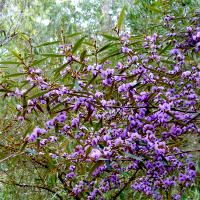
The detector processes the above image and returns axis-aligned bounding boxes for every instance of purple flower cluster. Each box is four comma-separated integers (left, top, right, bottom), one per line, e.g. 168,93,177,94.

9,11,200,200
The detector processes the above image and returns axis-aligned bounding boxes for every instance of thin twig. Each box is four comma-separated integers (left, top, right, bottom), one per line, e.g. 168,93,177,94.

0,180,63,200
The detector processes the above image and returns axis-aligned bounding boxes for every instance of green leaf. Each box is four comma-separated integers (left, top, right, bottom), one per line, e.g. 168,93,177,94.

119,170,131,177
97,43,114,53
23,126,32,138
161,155,169,166
75,79,79,92
146,5,163,14
0,89,11,93
117,6,126,31
32,58,47,66
80,49,87,62
100,52,121,64
72,37,85,54
4,73,24,78
25,148,37,155
35,40,61,48
105,160,112,171
20,141,29,153
53,62,69,77
11,50,21,60
0,61,21,65
50,101,65,112
101,34,119,41
158,43,171,55
23,86,36,96
83,41,94,47
94,119,102,132
22,95,27,108
19,32,29,41
84,75,97,89
124,152,143,161
29,90,49,99
66,32,83,38
40,54,65,57
87,160,104,180
160,59,175,64
160,94,169,101
69,141,73,153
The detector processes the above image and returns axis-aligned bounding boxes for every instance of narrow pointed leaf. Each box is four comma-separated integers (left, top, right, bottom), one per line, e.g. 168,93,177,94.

29,90,49,99
66,32,83,38
0,61,21,65
72,37,85,54
40,54,65,57
124,152,143,161
75,79,79,92
32,58,47,66
35,40,61,48
102,34,119,41
11,51,21,60
117,6,126,31
80,49,87,62
4,73,24,78
97,43,113,53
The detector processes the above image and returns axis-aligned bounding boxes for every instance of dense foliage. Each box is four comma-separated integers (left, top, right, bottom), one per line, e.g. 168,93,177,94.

0,0,200,200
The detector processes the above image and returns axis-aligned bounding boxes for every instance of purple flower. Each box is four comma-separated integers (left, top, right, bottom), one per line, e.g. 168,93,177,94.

18,116,24,121
154,141,167,154
58,114,66,123
69,165,76,171
132,55,138,63
121,46,132,53
173,194,181,200
71,117,79,128
95,91,104,98
15,88,27,97
65,172,75,179
40,139,47,146
170,49,179,55
118,84,127,93
49,136,57,142
16,105,22,111
159,103,171,112
182,71,191,78
89,149,102,159
29,127,47,142
187,26,192,32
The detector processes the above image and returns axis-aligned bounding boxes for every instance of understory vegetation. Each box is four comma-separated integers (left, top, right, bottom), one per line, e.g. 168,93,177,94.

0,0,200,199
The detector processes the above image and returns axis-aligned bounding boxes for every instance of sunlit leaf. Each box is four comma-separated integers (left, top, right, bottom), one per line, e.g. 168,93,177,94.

4,73,24,78
35,40,61,48
66,32,83,38
117,6,126,31
0,61,21,64
41,53,65,57
11,50,22,60
72,37,85,54
102,34,119,41
32,58,47,66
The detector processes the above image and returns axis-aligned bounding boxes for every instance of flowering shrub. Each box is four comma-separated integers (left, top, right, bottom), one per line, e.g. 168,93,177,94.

0,5,200,200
